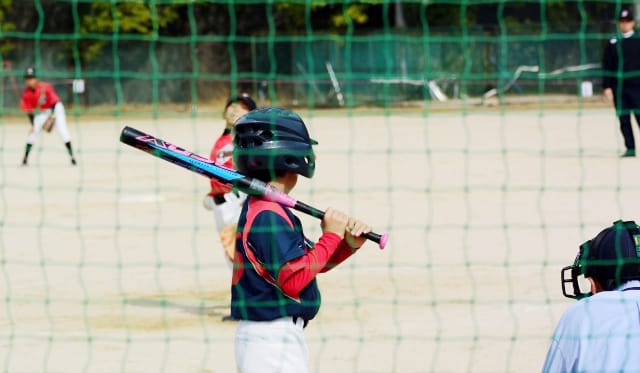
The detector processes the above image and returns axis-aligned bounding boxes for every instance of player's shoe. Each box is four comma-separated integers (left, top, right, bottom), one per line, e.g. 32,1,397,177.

71,157,77,166
21,158,28,166
621,149,636,158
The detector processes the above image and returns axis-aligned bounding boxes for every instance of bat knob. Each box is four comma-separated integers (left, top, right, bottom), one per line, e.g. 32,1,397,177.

378,233,389,250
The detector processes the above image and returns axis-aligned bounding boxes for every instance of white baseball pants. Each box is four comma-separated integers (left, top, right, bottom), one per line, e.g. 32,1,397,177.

235,317,308,373
27,103,71,144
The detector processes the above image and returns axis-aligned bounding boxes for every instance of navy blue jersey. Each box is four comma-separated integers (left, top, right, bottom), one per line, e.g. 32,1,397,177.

602,32,640,89
231,197,321,321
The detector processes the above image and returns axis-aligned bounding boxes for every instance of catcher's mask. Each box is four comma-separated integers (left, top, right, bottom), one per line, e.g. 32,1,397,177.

561,220,640,299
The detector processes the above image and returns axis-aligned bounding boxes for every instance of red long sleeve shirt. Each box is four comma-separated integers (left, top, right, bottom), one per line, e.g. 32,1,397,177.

278,232,358,298
20,82,60,112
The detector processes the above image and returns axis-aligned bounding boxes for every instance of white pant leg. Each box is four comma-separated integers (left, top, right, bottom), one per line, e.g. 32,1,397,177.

53,103,71,143
26,110,50,144
26,105,71,144
235,318,309,373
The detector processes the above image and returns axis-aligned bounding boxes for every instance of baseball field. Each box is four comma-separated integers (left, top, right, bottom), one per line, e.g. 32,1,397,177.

1,101,638,372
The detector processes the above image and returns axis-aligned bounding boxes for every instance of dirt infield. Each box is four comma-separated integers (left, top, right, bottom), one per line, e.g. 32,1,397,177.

1,104,638,372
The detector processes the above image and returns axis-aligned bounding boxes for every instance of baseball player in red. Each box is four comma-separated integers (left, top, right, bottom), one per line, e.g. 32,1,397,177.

202,94,256,320
20,67,77,166
231,107,372,373
203,93,257,262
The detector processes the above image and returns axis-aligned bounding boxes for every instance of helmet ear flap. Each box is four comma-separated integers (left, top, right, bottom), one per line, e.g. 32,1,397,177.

284,156,297,167
261,129,273,141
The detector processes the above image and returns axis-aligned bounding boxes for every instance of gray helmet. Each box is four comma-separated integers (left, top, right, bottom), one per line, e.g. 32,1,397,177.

233,107,317,179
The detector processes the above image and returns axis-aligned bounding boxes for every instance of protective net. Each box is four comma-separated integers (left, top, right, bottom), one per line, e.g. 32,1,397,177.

1,1,638,372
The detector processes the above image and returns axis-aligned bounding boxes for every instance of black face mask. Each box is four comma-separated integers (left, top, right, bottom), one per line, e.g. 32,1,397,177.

561,249,591,299
560,220,640,300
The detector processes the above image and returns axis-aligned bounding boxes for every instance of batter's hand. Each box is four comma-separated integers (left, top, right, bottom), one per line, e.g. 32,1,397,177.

321,208,349,236
219,223,237,262
603,88,613,101
345,218,372,249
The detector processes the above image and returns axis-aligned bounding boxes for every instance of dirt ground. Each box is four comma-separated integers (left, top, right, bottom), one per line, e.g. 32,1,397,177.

1,101,639,372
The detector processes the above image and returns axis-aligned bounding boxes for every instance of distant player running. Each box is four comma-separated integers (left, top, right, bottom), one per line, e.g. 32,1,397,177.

20,67,77,166
231,107,373,373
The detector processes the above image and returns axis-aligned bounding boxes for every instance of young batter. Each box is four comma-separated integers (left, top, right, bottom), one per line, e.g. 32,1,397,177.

230,107,372,373
20,67,77,166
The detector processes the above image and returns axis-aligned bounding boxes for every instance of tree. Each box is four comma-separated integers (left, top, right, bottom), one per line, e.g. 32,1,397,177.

0,0,16,55
76,2,180,64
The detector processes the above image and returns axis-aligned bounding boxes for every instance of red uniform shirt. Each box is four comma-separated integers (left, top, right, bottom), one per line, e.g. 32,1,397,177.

208,129,234,196
20,82,60,112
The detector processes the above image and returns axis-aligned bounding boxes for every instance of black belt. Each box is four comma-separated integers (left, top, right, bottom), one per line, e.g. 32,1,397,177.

212,194,226,205
622,286,640,292
213,191,240,205
293,316,308,328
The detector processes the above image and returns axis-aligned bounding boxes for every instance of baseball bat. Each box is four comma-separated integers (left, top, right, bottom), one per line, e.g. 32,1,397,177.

119,126,389,249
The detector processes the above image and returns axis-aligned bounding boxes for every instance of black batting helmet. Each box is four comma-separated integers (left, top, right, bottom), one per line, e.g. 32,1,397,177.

225,93,256,112
561,220,640,299
232,107,317,180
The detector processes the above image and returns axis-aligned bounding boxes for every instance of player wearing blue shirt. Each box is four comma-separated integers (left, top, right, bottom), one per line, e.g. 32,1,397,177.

230,107,374,373
231,198,321,322
543,220,640,372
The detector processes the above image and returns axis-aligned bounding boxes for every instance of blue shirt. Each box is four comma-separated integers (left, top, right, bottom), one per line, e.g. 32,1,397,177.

231,198,321,321
543,280,640,372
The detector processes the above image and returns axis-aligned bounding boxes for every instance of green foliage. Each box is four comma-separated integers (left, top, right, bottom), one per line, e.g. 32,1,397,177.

330,4,369,29
77,2,180,63
274,3,306,31
81,2,179,34
0,0,16,55
273,3,370,33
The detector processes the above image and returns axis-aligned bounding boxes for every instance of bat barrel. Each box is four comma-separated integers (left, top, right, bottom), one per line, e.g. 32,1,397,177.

120,126,146,147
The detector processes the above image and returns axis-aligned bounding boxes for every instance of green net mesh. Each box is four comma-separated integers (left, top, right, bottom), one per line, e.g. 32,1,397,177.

0,1,637,372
